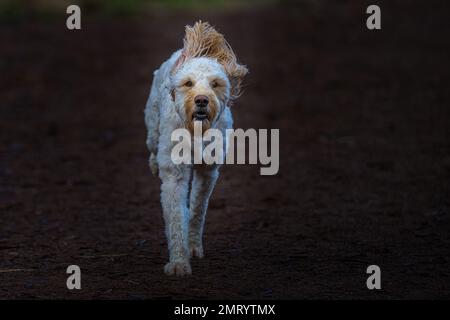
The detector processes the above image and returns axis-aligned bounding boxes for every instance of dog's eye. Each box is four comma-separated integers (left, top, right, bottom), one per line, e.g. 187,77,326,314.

183,80,193,88
211,80,219,88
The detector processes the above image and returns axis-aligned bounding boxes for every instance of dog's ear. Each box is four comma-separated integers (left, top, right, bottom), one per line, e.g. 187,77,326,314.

172,51,187,75
228,64,248,101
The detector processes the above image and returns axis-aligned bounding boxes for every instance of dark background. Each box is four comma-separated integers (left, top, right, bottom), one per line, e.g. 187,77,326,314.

0,0,449,299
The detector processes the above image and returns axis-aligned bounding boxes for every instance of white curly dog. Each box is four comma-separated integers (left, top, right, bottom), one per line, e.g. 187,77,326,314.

144,21,248,276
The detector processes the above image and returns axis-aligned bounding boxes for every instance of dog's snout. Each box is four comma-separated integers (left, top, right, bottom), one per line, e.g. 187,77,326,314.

194,95,209,107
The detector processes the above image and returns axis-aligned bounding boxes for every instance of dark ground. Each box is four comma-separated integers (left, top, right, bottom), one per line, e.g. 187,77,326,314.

1,1,450,299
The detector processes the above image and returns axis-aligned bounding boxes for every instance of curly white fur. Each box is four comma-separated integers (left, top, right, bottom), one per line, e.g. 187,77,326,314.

144,22,247,276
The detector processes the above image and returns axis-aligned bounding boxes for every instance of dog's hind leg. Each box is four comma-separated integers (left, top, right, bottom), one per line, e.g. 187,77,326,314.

160,167,192,276
145,70,161,176
188,166,219,258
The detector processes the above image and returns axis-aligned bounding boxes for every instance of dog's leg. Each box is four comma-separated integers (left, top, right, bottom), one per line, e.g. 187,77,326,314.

188,166,219,258
160,167,192,276
144,71,160,176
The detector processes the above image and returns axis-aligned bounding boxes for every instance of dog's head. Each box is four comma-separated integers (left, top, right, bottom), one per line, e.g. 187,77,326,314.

170,21,248,133
172,57,229,133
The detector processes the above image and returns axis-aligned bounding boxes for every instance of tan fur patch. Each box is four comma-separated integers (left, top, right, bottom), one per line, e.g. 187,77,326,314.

175,21,248,100
184,90,218,134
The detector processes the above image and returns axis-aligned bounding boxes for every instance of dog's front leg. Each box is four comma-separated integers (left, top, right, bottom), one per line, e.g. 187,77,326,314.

160,167,192,276
189,166,219,258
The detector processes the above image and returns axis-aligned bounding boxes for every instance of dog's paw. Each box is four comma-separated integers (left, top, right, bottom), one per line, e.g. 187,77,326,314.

164,260,192,276
190,244,204,258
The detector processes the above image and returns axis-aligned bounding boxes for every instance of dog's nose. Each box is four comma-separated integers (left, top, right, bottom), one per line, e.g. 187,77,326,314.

194,95,209,107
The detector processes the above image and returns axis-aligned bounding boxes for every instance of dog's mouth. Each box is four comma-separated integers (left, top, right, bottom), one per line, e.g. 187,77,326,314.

192,110,208,121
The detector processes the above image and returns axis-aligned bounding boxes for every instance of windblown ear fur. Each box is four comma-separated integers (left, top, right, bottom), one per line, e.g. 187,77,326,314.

173,21,248,100
172,51,187,75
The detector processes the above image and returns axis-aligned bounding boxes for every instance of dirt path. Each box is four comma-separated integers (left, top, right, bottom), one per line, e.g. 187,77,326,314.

1,1,449,299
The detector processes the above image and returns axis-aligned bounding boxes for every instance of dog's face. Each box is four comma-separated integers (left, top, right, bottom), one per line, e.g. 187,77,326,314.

171,57,230,133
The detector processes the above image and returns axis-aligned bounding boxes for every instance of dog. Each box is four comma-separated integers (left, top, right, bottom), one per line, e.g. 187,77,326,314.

144,21,248,276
